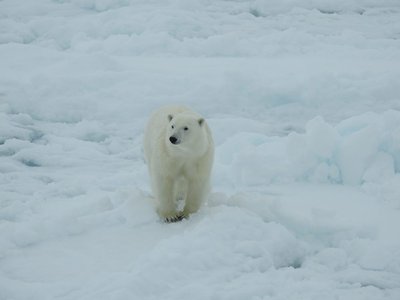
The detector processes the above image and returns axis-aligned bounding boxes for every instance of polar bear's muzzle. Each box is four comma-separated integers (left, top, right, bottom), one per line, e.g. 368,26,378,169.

169,136,180,145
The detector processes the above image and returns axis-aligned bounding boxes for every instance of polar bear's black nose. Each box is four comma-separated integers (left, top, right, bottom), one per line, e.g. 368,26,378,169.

169,136,178,144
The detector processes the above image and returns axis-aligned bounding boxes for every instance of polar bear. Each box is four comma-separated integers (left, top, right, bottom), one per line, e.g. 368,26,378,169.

143,105,214,222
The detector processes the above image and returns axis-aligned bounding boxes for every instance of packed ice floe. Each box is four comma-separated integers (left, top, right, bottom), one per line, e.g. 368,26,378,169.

1,0,400,299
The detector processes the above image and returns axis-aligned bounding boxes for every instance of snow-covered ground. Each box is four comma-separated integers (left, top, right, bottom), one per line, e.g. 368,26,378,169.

1,0,400,299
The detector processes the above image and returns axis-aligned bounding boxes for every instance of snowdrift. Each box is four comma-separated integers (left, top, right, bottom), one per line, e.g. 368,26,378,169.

214,111,400,190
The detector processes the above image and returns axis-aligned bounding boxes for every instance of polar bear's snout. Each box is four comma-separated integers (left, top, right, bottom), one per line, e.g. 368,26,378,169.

169,136,180,145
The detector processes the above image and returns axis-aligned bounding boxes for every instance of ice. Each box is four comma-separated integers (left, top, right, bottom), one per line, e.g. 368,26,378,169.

215,111,400,188
1,0,400,299
250,0,399,15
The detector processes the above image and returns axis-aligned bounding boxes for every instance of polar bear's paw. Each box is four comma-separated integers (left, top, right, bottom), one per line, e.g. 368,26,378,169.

164,214,185,223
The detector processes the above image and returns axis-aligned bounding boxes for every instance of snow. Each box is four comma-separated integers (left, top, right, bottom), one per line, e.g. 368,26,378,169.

1,0,400,299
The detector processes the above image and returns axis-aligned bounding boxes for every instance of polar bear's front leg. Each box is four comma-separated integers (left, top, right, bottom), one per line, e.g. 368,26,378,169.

184,178,209,217
154,174,187,222
154,175,176,220
173,176,188,214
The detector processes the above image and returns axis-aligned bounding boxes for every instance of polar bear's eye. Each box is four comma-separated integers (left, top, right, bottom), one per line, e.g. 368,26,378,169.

184,127,189,131
171,125,174,129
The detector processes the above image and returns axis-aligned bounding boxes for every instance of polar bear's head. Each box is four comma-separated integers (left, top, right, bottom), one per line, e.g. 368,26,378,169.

166,112,209,157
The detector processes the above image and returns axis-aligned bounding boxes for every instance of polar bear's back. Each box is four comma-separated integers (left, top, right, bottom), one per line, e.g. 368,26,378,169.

143,105,191,163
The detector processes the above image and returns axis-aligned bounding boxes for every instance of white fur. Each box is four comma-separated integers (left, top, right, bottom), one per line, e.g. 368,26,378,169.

143,105,214,221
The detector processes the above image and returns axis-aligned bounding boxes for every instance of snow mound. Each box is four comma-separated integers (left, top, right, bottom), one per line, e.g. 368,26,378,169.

215,111,400,194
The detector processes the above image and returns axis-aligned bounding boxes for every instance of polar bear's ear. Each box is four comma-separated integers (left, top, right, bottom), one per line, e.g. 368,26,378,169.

198,118,204,126
168,114,173,122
